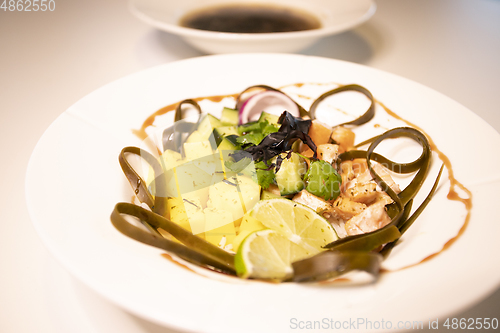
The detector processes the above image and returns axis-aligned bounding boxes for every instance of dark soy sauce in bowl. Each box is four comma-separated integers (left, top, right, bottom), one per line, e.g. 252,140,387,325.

179,4,322,34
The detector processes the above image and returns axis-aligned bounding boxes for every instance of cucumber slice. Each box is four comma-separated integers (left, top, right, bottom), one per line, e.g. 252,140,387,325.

213,126,239,146
217,137,238,151
258,111,280,125
274,153,307,196
261,190,281,200
197,114,223,139
224,134,239,146
220,107,239,126
185,130,205,143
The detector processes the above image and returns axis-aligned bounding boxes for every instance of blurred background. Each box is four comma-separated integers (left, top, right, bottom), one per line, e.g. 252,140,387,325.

1,0,499,332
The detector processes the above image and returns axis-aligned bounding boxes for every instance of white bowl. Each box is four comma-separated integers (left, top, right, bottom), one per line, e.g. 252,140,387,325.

129,0,376,54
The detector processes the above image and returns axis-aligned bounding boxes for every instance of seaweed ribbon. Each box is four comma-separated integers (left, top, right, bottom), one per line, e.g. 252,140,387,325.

111,203,235,273
115,146,236,273
290,127,440,282
309,84,375,126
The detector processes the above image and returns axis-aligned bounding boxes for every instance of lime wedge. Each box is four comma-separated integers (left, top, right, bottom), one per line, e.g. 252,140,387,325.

235,229,294,280
250,198,338,257
235,199,339,280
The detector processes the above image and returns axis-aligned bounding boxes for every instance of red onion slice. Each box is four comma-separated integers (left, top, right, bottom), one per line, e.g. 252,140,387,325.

238,90,300,124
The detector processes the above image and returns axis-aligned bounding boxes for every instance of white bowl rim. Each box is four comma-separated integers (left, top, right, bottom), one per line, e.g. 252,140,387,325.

129,0,376,41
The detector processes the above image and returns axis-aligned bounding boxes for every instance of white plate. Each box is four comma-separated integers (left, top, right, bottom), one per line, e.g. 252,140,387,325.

26,54,500,333
129,0,376,54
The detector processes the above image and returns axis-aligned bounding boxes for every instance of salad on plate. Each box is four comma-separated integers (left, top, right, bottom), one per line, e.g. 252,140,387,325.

110,83,447,283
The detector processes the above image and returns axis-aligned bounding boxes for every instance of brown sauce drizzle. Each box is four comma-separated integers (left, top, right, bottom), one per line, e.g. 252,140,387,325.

161,253,198,274
132,83,473,280
377,100,472,272
132,94,238,141
160,253,282,284
374,123,390,131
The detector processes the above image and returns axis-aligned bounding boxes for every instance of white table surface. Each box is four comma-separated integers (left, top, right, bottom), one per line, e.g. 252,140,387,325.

1,0,499,332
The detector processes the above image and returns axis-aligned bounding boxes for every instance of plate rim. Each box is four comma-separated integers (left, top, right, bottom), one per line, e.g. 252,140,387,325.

25,53,500,333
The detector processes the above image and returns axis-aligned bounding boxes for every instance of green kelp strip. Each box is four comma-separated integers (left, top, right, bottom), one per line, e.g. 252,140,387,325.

174,98,202,122
111,203,235,274
292,251,383,283
309,84,376,126
115,146,236,274
163,99,203,152
290,127,442,282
